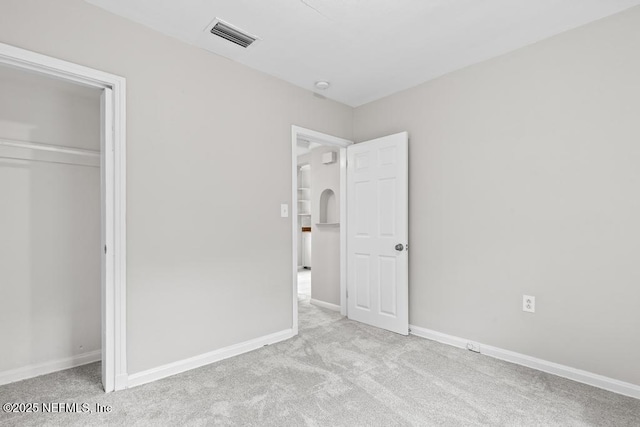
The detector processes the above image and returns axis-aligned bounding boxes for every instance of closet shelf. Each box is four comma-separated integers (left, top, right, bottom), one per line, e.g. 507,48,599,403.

316,222,339,227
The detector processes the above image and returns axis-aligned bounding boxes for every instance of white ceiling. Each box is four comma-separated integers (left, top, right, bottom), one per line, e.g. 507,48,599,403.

87,0,640,107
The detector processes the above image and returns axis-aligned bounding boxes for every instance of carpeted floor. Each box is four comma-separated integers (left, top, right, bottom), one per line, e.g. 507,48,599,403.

1,292,639,426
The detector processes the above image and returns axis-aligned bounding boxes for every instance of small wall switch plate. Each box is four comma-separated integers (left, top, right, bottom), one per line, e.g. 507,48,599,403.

280,203,289,218
321,151,336,164
523,295,535,313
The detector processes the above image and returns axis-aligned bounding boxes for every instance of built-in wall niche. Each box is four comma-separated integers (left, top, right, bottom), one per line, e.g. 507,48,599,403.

318,188,339,226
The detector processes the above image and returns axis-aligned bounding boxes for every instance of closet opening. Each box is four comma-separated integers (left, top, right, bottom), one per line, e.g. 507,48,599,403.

0,42,127,392
0,63,102,389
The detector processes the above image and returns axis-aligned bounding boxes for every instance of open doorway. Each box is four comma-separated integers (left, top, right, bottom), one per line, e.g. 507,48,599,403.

0,43,126,392
0,63,103,389
296,162,312,299
291,126,352,334
292,127,410,337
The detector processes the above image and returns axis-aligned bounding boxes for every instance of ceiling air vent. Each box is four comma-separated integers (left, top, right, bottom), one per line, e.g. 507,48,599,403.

210,19,257,48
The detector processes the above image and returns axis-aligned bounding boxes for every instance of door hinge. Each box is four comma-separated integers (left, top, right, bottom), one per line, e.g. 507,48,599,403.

346,290,348,298
104,245,107,254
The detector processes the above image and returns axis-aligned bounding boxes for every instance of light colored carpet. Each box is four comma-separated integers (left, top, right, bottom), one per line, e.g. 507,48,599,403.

1,295,639,426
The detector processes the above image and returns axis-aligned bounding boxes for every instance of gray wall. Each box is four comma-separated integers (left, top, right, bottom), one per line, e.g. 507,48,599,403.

310,146,341,306
0,0,353,374
353,7,640,386
0,65,101,372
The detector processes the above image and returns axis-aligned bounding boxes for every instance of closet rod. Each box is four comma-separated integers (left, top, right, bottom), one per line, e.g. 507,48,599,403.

0,138,99,158
0,137,100,167
0,154,99,168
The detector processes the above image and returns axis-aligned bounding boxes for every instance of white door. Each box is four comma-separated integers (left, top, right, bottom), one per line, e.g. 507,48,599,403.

347,132,409,335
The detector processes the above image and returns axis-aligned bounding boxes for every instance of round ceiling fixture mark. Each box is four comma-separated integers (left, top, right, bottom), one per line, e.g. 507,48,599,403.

315,81,330,90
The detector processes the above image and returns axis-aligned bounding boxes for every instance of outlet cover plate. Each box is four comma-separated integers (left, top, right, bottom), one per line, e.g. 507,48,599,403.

523,295,535,313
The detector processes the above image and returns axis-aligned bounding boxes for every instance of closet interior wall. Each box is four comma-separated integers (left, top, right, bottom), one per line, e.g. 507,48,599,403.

0,64,102,377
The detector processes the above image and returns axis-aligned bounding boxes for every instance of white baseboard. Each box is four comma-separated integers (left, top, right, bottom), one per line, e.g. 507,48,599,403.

310,298,341,312
409,325,640,400
0,350,101,386
127,328,296,389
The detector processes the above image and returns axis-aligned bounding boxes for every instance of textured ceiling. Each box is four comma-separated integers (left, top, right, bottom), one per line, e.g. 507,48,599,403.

87,0,640,106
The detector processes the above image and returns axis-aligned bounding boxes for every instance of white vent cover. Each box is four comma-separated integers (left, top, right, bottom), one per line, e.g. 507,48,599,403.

209,19,257,48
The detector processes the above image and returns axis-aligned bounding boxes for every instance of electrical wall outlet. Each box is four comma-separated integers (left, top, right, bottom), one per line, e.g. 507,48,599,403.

523,295,535,313
280,203,289,218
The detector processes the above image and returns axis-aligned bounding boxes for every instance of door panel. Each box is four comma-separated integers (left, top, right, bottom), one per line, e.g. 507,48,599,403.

347,132,408,335
355,254,371,309
379,256,397,316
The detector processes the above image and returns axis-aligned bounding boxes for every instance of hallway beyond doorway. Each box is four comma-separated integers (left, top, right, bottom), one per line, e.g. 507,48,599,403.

298,269,311,298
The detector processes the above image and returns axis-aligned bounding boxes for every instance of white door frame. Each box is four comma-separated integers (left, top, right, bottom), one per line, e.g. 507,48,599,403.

0,42,127,392
291,126,353,334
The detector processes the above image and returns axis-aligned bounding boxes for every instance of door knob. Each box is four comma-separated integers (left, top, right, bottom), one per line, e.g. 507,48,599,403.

395,244,404,251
